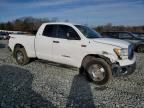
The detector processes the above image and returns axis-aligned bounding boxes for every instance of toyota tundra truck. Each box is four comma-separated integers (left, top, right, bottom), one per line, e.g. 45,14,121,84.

8,22,136,85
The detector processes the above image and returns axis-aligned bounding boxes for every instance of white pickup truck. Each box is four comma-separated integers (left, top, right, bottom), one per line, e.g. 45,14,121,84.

8,22,136,85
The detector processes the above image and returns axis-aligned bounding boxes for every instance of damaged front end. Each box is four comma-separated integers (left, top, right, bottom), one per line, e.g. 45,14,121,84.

112,62,136,77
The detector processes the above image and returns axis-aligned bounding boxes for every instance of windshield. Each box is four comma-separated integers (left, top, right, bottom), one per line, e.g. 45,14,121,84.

75,25,102,38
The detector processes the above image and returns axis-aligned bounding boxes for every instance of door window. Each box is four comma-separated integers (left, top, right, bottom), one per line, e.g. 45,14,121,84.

57,25,80,40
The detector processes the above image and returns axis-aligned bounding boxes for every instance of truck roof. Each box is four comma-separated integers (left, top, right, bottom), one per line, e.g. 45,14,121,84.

42,22,81,26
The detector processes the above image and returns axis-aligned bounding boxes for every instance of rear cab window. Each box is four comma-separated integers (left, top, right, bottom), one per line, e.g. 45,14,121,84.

43,25,57,37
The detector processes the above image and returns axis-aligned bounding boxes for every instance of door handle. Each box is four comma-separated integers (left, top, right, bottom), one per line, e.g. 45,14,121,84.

53,41,60,43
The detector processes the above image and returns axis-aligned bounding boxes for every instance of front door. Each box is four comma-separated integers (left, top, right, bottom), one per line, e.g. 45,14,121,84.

52,25,82,67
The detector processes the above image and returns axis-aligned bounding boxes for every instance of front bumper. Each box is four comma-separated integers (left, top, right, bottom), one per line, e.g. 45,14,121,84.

112,62,136,77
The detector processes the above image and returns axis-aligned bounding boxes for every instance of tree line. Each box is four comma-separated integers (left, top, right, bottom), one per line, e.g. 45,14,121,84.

95,23,144,33
0,17,59,34
0,17,144,34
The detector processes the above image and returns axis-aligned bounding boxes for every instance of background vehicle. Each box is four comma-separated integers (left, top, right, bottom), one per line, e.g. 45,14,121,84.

0,32,9,40
101,31,144,53
132,32,144,37
8,23,136,85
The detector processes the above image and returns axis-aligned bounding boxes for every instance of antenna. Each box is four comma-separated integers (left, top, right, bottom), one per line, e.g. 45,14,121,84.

84,16,88,26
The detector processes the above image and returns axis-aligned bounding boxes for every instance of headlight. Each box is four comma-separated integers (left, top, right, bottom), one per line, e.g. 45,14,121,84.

114,48,128,59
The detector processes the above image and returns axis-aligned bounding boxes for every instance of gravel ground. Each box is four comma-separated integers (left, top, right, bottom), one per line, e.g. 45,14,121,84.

0,40,144,108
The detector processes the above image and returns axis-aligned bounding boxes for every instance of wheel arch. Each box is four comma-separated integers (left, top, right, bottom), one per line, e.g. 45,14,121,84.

81,54,112,68
14,43,24,49
13,44,25,57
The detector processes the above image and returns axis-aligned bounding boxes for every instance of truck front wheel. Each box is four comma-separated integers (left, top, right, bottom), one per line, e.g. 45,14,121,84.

14,48,30,65
85,57,112,85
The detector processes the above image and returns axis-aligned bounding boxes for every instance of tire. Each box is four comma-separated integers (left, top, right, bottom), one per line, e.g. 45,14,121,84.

84,57,112,85
136,45,144,53
14,48,30,65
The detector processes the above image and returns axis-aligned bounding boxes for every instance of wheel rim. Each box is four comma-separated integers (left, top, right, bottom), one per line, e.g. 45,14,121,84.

16,51,24,63
88,64,105,82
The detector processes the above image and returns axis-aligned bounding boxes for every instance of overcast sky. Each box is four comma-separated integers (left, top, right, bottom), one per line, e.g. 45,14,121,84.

0,0,144,26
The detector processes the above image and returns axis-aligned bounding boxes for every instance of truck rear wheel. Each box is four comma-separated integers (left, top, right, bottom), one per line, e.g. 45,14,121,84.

14,48,30,65
84,57,112,85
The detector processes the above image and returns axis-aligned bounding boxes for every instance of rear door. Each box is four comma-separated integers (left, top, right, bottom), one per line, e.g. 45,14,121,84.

35,25,57,61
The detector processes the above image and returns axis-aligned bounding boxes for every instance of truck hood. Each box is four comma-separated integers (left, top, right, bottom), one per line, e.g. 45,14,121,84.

93,38,130,48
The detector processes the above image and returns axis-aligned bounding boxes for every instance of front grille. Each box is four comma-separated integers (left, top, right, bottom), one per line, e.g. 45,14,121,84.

128,44,134,60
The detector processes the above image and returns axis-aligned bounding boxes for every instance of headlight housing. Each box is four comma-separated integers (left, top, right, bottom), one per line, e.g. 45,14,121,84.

114,48,128,59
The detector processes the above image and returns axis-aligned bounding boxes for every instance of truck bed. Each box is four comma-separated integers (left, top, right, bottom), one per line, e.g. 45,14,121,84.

9,34,36,57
